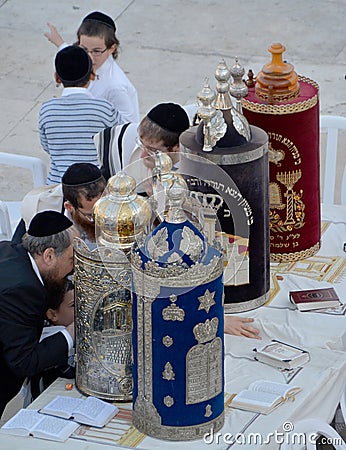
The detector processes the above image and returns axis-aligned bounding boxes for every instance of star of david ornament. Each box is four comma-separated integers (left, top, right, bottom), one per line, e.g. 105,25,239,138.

198,289,216,313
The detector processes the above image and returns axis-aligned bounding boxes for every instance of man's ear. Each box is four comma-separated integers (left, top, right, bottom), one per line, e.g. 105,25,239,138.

64,200,74,213
109,43,117,53
46,308,58,324
54,72,62,85
42,247,56,266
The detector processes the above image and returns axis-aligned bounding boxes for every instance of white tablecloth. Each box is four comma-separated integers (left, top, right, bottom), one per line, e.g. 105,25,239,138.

1,204,345,449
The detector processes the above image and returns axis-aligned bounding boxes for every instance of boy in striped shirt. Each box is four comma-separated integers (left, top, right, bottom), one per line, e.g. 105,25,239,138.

39,45,123,184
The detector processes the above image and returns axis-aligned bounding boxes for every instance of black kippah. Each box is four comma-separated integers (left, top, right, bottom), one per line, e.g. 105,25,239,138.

28,211,73,237
55,46,92,84
147,103,190,133
83,11,116,31
62,163,103,186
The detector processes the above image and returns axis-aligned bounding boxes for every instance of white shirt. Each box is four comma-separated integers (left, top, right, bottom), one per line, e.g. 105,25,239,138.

90,56,140,123
58,44,139,123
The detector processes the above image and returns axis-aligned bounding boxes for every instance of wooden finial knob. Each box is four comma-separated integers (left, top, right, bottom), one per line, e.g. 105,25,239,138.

255,43,300,102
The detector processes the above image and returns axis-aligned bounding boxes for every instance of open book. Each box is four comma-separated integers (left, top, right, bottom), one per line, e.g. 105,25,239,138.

39,395,118,428
231,380,301,414
253,340,310,369
0,409,79,442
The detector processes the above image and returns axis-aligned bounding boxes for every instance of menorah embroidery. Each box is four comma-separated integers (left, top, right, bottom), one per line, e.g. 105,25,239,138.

276,170,302,225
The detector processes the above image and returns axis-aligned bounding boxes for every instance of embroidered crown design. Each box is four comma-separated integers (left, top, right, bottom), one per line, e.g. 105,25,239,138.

193,317,219,344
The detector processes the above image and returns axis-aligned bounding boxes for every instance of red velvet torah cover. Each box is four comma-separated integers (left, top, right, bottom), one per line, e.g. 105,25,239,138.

242,77,320,262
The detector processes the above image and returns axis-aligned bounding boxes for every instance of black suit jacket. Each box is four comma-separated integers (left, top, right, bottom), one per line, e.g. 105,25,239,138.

0,242,69,416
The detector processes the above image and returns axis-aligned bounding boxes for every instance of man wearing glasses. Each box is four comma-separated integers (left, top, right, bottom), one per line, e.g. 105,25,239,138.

93,102,191,193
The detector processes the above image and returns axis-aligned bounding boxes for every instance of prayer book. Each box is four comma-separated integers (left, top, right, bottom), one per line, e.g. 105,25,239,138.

231,380,301,415
253,340,310,369
39,395,118,428
0,409,79,442
289,287,341,311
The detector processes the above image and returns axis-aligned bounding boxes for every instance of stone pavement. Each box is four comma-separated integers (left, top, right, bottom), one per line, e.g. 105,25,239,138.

0,0,345,200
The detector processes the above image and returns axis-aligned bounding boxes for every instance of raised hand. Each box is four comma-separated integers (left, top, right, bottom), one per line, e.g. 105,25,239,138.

44,22,64,47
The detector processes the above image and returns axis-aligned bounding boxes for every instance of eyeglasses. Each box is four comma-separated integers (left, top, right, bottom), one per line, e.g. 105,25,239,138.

75,207,94,222
80,46,108,57
136,137,167,156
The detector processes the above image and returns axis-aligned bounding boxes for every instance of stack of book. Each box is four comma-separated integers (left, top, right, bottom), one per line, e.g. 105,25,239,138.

289,287,341,312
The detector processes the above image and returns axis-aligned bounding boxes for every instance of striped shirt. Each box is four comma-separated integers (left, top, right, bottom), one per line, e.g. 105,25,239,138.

39,88,123,184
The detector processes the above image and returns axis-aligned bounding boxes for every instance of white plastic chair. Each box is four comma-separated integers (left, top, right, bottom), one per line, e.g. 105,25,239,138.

0,152,47,188
280,418,345,450
0,152,47,237
183,103,198,126
341,386,346,425
0,201,12,240
320,115,346,205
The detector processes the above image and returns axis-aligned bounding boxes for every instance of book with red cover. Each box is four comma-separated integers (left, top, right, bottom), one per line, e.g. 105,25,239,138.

289,287,341,311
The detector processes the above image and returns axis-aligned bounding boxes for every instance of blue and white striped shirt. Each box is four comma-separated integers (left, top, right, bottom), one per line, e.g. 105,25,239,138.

39,88,123,184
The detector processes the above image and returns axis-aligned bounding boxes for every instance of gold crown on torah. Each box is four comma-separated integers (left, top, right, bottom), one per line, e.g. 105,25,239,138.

193,317,219,344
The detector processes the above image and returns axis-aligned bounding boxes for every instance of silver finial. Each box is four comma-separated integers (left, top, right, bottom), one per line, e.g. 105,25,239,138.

197,79,226,152
229,57,248,114
214,59,233,110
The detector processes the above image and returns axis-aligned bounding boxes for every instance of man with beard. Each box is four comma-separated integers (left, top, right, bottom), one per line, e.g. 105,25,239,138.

14,163,106,246
0,211,78,417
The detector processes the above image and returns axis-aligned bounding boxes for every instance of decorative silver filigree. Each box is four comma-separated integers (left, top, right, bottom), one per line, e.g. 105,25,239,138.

180,226,204,263
147,227,169,259
197,79,227,152
197,289,216,313
186,337,223,404
162,299,185,322
132,252,223,288
73,238,133,401
164,395,175,407
162,362,175,381
162,335,174,347
193,318,219,344
205,404,213,417
166,251,182,264
230,107,251,142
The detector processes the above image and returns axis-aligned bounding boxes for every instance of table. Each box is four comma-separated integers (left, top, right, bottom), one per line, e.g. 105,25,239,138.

1,204,345,449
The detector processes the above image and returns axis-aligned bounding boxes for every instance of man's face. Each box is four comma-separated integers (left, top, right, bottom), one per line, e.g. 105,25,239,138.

41,243,74,298
68,195,101,240
138,135,179,170
50,244,75,282
79,35,115,71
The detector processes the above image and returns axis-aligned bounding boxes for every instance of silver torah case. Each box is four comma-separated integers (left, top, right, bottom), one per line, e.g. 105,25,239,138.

73,238,133,400
131,176,225,440
73,171,151,401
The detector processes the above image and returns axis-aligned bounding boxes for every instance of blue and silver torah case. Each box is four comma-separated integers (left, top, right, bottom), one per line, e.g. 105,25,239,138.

131,176,225,440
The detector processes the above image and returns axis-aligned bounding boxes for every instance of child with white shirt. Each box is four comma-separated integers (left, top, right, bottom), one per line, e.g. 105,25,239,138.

45,11,139,123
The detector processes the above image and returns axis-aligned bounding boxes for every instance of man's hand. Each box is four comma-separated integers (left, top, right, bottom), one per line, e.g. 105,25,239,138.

224,316,261,339
44,22,64,47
